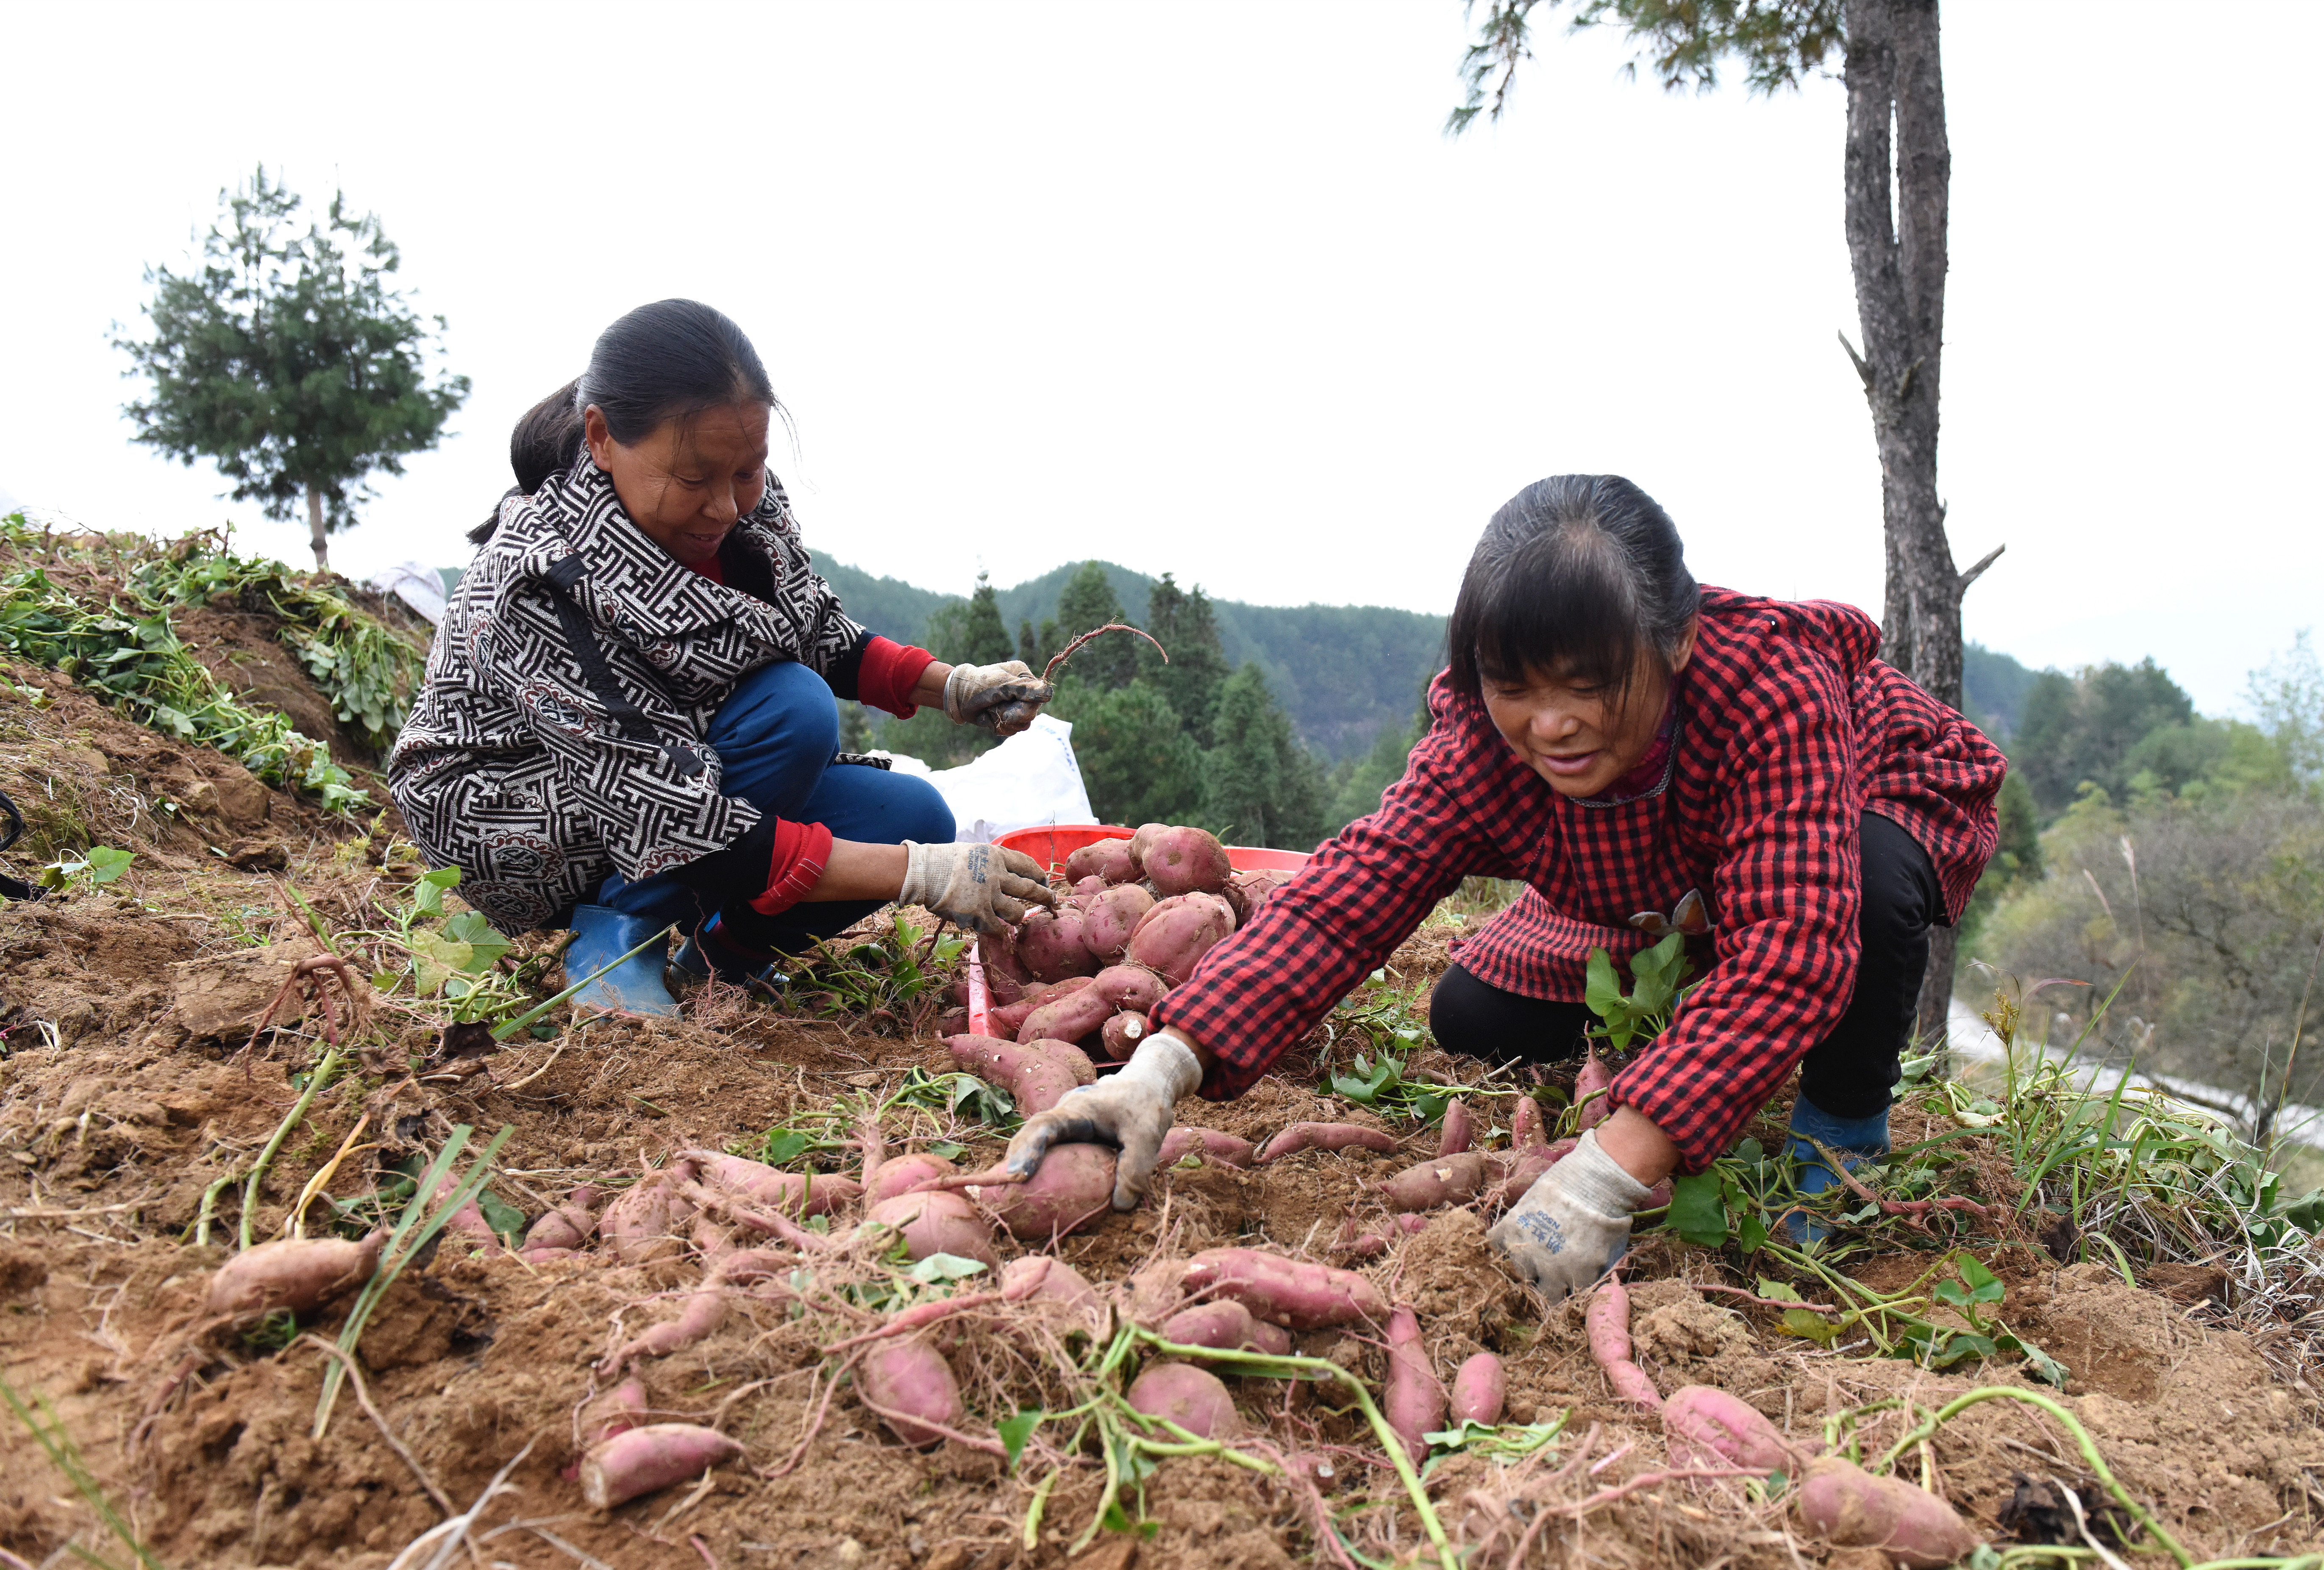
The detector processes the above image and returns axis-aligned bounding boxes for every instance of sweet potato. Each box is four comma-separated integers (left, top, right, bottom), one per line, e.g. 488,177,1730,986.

1660,1385,1796,1472
1125,893,1235,984
1575,1048,1613,1131
1450,1353,1505,1426
522,1185,603,1255
1017,986,1114,1046
969,1144,1117,1239
1510,1092,1546,1149
858,1335,964,1449
1026,1036,1097,1085
1091,962,1168,1014
1001,1254,1101,1315
866,1191,998,1266
1156,1125,1255,1167
1487,1138,1577,1206
1072,874,1107,898
1383,1305,1446,1460
1065,836,1137,886
684,1151,860,1217
600,1169,697,1264
579,1423,743,1509
1253,1122,1399,1164
1333,1212,1431,1259
867,1151,956,1206
1377,1151,1490,1212
1080,884,1154,961
1585,1275,1662,1410
1099,1011,1148,1060
945,1033,1077,1114
1126,1362,1241,1439
980,922,1034,989
1017,906,1100,983
1181,1247,1387,1329
207,1231,384,1317
582,1377,651,1443
1161,1300,1265,1351
1126,822,1171,874
1437,1098,1474,1157
607,1249,788,1369
1141,825,1233,895
1797,1456,1981,1569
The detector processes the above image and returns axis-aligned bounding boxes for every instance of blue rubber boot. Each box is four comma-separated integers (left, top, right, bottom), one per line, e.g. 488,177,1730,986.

671,913,789,990
564,905,679,1017
1782,1096,1890,1245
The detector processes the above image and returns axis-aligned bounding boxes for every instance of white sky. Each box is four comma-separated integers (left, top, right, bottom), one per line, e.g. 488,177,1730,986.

3,3,2316,714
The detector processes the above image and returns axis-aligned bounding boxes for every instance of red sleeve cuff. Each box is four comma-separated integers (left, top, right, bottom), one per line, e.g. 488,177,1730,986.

748,817,834,917
856,636,939,719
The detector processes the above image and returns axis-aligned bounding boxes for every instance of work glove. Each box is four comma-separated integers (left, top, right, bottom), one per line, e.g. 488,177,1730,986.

1485,1127,1655,1304
1003,1030,1202,1210
943,660,1054,736
898,840,1059,935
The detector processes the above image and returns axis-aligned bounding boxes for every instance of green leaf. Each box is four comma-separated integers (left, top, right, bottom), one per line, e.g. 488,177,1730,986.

441,910,511,973
907,1253,990,1284
761,1130,812,1166
998,1409,1042,1472
1779,1308,1838,1347
1755,1278,1803,1303
83,846,135,884
474,1187,526,1247
1736,1211,1768,1256
1584,948,1623,1020
1667,1172,1730,1248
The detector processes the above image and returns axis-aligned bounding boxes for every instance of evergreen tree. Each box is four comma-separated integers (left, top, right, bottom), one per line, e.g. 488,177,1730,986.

114,167,470,571
2013,659,2196,815
959,570,1015,666
1202,664,1281,845
1143,573,1231,746
1018,618,1041,669
1054,680,1205,826
1056,561,1140,689
838,700,873,752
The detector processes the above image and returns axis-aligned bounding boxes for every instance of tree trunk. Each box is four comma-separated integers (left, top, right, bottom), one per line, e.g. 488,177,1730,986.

306,486,329,573
1841,0,1994,1061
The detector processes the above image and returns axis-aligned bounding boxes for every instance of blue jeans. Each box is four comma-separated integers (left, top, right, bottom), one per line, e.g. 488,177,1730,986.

598,660,954,945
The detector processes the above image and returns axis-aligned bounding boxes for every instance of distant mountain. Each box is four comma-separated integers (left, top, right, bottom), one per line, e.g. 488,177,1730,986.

818,557,1445,760
1963,642,2041,742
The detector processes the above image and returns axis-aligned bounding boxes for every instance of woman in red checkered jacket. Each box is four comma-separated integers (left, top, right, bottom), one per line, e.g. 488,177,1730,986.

1006,474,2006,1302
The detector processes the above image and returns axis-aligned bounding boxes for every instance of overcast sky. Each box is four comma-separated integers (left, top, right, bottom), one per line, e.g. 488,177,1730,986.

3,3,2315,714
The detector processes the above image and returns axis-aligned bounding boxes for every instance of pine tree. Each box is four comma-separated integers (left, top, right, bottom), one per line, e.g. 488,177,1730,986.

1054,680,1205,826
1143,573,1230,746
114,167,470,571
1203,664,1285,845
959,570,1015,667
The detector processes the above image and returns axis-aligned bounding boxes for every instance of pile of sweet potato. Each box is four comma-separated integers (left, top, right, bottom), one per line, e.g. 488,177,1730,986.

962,823,1293,1065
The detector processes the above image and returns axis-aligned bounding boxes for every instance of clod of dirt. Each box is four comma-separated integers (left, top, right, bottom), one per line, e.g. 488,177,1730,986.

1633,1294,1751,1367
224,838,289,871
0,1242,46,1297
1998,1471,2133,1546
167,941,314,1041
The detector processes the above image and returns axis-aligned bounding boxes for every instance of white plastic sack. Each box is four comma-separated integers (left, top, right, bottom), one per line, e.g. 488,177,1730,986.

368,560,448,625
901,714,1095,843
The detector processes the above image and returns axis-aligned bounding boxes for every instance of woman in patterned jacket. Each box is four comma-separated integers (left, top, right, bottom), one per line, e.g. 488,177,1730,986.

389,300,1058,1015
1004,474,2006,1302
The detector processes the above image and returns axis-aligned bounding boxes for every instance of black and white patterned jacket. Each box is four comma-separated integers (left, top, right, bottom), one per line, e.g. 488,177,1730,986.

387,458,867,933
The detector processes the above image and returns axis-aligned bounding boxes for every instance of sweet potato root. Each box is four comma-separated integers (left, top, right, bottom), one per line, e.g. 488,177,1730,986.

1156,1125,1255,1167
1141,825,1232,895
1510,1092,1546,1149
1017,906,1100,983
1376,1151,1490,1212
1181,1247,1387,1329
1797,1456,1981,1569
1450,1353,1505,1426
1017,986,1114,1046
1253,1122,1398,1165
1575,1048,1613,1131
683,1151,859,1217
600,1169,697,1264
522,1185,603,1254
1125,892,1236,984
1585,1275,1662,1410
1383,1305,1446,1459
969,1143,1117,1239
1127,822,1170,874
207,1231,384,1317
1661,1384,1797,1471
1065,836,1138,886
859,1335,964,1449
1126,1362,1241,1439
867,1190,998,1266
1437,1098,1473,1157
1099,1011,1148,1060
867,1151,957,1206
945,1033,1077,1114
1487,1138,1577,1206
1081,884,1155,962
1025,1036,1097,1085
1091,962,1168,1014
1001,1254,1101,1315
579,1423,743,1509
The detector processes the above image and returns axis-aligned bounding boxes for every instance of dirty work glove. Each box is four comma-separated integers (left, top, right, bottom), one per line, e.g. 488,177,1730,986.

898,840,1058,935
943,660,1054,736
1485,1127,1656,1305
1004,1030,1202,1210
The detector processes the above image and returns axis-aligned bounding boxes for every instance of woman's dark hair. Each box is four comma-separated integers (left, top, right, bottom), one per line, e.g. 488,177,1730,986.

468,300,777,545
1446,475,1699,710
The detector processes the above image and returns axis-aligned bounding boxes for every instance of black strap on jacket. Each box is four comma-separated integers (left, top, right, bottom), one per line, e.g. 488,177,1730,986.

541,555,706,778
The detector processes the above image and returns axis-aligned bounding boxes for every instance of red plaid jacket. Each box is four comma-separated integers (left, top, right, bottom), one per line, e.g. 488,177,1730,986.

1151,588,2005,1173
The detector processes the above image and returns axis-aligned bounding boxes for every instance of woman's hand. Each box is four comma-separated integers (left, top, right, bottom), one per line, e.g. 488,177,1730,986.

897,841,1058,934
928,660,1054,736
1485,1109,1678,1304
1004,1028,1207,1209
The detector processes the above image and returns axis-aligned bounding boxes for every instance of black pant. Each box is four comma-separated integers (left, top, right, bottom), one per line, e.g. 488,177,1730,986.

1428,811,1941,1120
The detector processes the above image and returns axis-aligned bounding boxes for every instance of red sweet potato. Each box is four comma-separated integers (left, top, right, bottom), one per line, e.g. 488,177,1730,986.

867,1151,956,1206
600,1169,697,1264
684,1151,860,1217
1026,1036,1097,1085
1161,1300,1265,1351
1156,1125,1255,1167
1065,836,1138,886
1585,1275,1662,1410
980,923,1034,989
1509,1091,1547,1149
207,1231,384,1317
579,1423,743,1509
945,1033,1077,1114
1575,1048,1613,1131
523,1185,604,1255
1099,1011,1149,1060
1383,1305,1446,1460
858,1335,964,1449
1091,962,1168,1014
1072,874,1107,898
1181,1247,1387,1329
1125,892,1235,984
1126,822,1170,874
1376,1152,1490,1212
1001,1254,1101,1315
1487,1138,1578,1206
1797,1456,1981,1569
1253,1122,1399,1164
607,1249,788,1369
1333,1212,1431,1259
968,1144,1117,1239
582,1377,650,1444
867,1190,998,1266
1661,1385,1797,1472
1081,884,1154,961
1141,825,1232,895
1437,1098,1474,1157
1126,1362,1241,1439
1018,985,1114,1046
1450,1353,1506,1426
1017,906,1100,983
